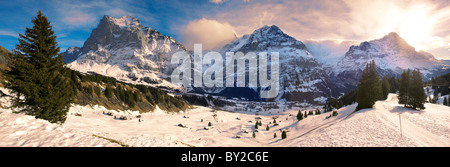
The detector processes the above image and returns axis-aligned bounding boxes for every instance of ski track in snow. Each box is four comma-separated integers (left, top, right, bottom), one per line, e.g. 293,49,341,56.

0,90,449,147
291,94,449,147
376,96,450,146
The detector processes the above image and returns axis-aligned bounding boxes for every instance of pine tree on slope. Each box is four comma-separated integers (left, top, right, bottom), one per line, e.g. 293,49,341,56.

356,60,382,111
398,69,426,110
296,110,303,121
433,88,439,104
105,86,114,98
381,76,391,100
4,11,74,123
281,131,287,139
408,70,426,110
398,69,411,107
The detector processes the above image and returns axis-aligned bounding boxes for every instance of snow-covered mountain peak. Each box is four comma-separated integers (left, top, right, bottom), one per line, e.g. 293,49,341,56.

381,32,401,40
247,25,304,48
377,32,414,48
64,15,187,89
66,46,80,54
103,15,142,29
221,25,308,55
330,32,445,91
372,32,416,53
341,32,439,70
214,25,337,102
255,25,283,36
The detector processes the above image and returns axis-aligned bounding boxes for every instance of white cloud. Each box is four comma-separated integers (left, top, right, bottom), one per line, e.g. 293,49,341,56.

210,0,225,4
304,39,361,65
182,18,238,50
63,11,96,26
210,0,250,3
49,0,158,30
107,9,128,17
0,30,19,38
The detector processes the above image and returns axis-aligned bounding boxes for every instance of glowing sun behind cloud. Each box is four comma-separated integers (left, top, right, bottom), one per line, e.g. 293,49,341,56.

395,4,437,51
344,0,447,52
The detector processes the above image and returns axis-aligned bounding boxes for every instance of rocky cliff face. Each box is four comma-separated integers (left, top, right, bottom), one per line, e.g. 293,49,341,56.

62,46,81,63
330,32,447,91
64,15,186,88
211,25,338,102
336,32,439,73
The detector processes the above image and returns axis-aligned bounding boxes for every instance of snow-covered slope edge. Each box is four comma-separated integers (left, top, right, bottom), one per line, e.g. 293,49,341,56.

287,94,449,147
0,107,123,147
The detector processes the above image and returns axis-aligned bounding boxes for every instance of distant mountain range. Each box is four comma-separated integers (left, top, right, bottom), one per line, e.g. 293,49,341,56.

327,32,449,91
63,15,450,103
213,25,338,102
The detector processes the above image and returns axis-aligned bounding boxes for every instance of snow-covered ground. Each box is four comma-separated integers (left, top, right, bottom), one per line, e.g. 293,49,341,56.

293,94,450,147
0,91,449,147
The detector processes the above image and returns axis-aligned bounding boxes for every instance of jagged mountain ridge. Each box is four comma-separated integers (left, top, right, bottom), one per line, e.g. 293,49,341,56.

336,32,439,74
63,46,81,63
211,25,339,102
65,15,186,88
330,32,448,91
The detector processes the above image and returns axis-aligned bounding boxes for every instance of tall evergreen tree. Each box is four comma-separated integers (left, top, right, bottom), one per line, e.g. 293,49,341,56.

398,69,426,110
281,131,287,139
388,76,399,93
381,77,391,100
94,86,101,96
105,86,114,98
398,69,411,107
356,60,382,111
408,70,426,110
448,97,450,107
433,88,439,104
3,11,73,123
296,110,303,121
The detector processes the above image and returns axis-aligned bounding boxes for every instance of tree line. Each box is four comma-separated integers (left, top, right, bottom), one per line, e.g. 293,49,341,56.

426,72,450,106
397,69,427,110
324,60,428,112
325,74,399,111
355,60,426,111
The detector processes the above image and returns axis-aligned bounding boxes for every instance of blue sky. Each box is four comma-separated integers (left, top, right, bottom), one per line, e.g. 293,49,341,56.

1,0,449,59
0,0,224,51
